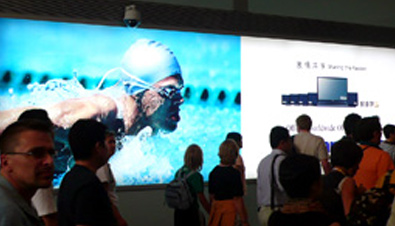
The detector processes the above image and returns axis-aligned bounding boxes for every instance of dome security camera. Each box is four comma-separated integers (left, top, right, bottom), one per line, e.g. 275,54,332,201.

124,5,141,28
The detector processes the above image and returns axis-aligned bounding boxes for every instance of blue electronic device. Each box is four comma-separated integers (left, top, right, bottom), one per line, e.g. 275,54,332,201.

347,92,358,107
317,77,348,106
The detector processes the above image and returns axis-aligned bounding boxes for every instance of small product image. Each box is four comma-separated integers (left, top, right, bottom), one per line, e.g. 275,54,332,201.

281,77,358,107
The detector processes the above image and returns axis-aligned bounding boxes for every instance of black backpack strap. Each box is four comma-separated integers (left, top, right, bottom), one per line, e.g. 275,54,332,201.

177,169,195,180
383,170,394,189
184,171,195,179
271,154,284,210
290,135,298,155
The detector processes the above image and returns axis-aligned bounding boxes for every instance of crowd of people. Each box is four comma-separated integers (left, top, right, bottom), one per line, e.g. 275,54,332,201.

255,113,395,226
1,109,395,226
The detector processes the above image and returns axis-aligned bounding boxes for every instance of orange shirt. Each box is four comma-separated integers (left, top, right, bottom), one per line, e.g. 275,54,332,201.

354,145,395,190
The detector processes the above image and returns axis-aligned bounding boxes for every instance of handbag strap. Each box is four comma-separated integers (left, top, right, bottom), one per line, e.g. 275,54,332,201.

270,154,284,210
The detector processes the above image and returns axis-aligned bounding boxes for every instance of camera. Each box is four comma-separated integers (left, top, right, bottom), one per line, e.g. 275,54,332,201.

123,5,141,28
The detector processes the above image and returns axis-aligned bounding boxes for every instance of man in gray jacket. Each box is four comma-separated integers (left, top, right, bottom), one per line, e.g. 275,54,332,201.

0,120,55,226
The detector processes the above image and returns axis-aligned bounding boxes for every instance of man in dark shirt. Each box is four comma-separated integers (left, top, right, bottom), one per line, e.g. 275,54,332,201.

57,119,116,226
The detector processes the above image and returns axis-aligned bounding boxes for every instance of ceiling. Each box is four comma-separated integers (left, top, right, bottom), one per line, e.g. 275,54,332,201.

0,0,394,47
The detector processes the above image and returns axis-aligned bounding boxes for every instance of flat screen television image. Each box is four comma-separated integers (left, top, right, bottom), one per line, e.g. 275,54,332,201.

317,77,348,106
1,17,395,186
0,18,241,187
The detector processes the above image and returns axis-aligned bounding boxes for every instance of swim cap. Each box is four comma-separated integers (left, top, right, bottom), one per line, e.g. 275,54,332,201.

120,39,182,94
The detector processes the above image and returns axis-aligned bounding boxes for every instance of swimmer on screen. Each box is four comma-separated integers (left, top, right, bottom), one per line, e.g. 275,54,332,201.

0,39,185,137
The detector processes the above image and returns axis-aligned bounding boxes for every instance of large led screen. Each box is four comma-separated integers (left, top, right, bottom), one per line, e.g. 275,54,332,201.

2,18,395,186
0,18,241,186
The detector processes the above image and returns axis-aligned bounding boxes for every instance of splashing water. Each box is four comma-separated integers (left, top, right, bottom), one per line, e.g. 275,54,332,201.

0,77,241,186
110,127,174,185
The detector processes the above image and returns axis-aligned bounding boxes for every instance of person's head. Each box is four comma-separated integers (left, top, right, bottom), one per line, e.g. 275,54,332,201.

356,116,382,144
343,113,362,139
279,154,322,199
270,126,292,153
184,144,203,171
0,120,55,193
68,119,109,166
105,131,116,157
383,124,395,142
17,109,55,139
218,139,239,165
296,114,312,132
18,108,53,123
331,139,363,176
120,39,184,134
226,132,243,149
137,75,184,133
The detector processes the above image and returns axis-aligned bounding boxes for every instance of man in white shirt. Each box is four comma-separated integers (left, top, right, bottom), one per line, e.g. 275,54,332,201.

96,131,128,226
257,126,292,226
293,114,331,174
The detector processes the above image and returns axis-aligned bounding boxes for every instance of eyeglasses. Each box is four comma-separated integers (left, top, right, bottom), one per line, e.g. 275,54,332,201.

155,85,184,99
5,147,57,159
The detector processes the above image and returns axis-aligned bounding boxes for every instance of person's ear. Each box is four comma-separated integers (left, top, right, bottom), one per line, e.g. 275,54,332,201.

279,139,289,149
1,154,11,172
98,141,106,148
93,142,105,153
373,130,381,140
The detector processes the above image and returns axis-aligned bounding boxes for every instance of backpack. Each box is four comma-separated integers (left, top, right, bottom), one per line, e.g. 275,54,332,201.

165,170,195,210
347,170,395,226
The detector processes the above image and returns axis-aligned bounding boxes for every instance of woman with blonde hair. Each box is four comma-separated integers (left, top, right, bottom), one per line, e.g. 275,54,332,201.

174,144,210,226
208,139,249,226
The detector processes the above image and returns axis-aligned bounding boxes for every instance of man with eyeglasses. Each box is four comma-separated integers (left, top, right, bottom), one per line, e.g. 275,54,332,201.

18,109,59,226
0,120,55,226
0,39,184,137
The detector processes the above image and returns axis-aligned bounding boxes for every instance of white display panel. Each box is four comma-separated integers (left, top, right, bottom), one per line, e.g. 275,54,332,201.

241,36,395,179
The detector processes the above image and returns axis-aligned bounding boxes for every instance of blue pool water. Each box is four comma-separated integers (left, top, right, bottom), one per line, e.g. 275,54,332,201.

110,103,240,186
0,75,241,187
0,18,241,187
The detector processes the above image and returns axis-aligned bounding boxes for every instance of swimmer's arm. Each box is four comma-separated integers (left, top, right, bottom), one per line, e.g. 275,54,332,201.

0,94,117,133
0,106,35,133
0,93,122,133
46,94,118,129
